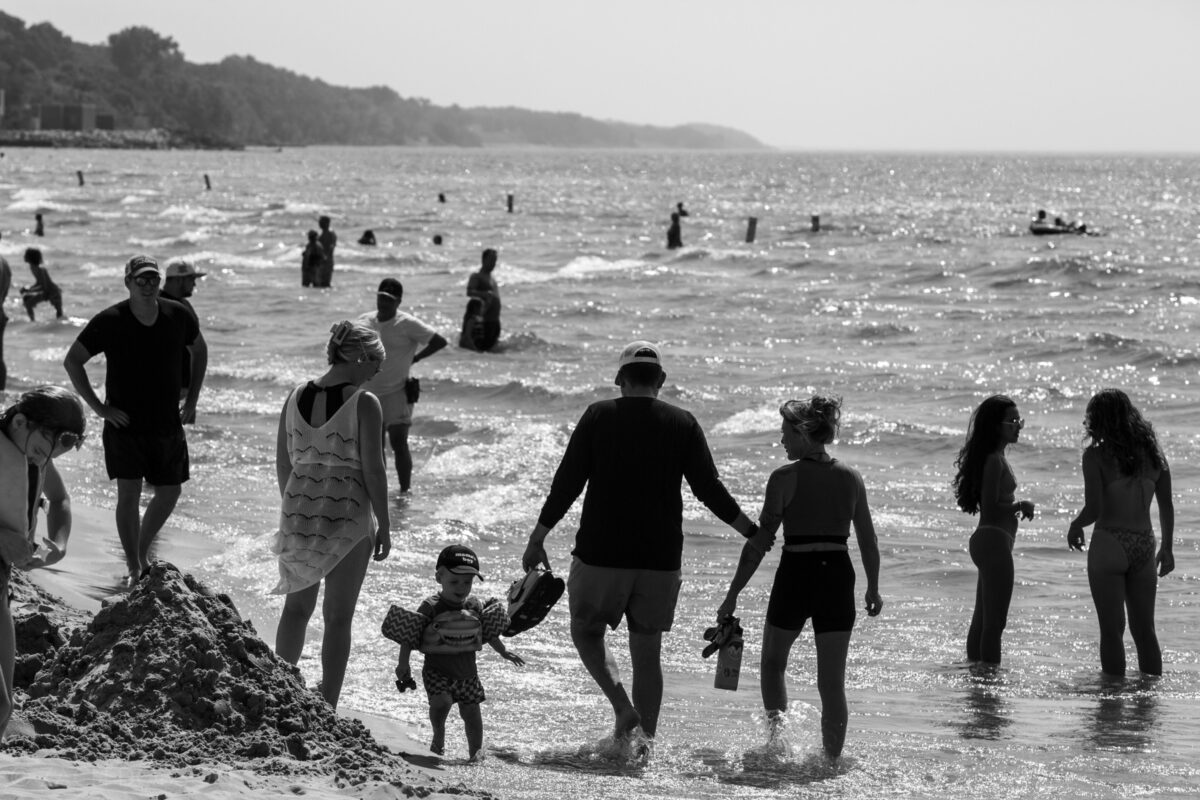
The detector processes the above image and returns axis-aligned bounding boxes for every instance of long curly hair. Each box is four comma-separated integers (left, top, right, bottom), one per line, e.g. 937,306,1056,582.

780,394,842,444
952,394,1016,514
1083,388,1164,475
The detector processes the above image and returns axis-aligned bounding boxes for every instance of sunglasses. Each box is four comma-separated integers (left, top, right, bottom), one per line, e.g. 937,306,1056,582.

34,423,86,452
132,273,161,287
1002,418,1025,428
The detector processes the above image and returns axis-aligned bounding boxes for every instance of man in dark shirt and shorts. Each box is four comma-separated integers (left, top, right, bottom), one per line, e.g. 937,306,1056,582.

63,255,204,585
523,340,757,740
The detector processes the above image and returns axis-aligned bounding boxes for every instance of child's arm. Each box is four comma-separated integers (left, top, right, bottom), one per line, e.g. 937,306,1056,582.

488,637,524,666
395,644,417,692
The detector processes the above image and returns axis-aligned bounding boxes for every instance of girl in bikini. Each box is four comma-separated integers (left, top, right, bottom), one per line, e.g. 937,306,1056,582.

1068,388,1174,676
952,395,1036,665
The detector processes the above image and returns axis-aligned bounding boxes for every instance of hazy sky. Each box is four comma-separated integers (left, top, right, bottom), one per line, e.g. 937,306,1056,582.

6,0,1199,151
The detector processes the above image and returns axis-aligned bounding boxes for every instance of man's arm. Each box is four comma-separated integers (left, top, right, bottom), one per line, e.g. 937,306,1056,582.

181,331,207,424
682,419,755,536
412,333,447,365
63,340,128,427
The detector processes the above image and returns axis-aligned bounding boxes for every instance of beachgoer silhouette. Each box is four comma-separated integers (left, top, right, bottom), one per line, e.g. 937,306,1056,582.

34,213,44,237
359,279,447,493
63,255,205,586
718,394,882,759
316,216,337,287
953,395,1035,665
433,235,444,245
161,261,209,406
1068,389,1174,676
272,320,391,708
20,248,64,321
466,249,501,351
676,202,690,217
358,230,377,246
667,212,683,250
524,341,757,740
301,230,323,287
459,297,487,351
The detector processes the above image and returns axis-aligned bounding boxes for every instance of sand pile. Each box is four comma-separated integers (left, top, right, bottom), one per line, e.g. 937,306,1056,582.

3,563,474,795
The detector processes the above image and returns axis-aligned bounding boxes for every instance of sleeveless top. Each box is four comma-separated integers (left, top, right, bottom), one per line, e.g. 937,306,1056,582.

270,383,374,594
0,430,45,574
761,457,859,545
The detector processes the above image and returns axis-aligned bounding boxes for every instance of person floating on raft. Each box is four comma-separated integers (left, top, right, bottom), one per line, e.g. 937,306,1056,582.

383,545,524,759
1030,209,1090,236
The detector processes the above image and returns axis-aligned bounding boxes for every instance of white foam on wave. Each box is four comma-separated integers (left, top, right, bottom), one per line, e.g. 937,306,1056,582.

158,205,237,224
184,250,279,270
262,200,325,217
712,405,779,436
129,229,214,249
6,197,80,214
557,255,647,278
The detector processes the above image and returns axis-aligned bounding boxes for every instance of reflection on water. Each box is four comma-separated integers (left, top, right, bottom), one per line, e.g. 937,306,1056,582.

950,664,1013,741
1082,675,1160,753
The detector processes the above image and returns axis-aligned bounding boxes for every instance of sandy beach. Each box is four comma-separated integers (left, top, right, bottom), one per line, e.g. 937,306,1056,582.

2,504,481,800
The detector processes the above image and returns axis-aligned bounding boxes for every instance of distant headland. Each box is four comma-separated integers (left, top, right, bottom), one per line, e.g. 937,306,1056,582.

0,12,765,151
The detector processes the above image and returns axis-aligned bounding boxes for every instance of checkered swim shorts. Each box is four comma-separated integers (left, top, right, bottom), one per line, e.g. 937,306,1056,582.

421,669,486,705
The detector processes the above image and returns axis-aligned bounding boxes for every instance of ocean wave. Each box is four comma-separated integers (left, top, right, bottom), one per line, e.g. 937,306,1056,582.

853,322,918,339
557,255,647,278
158,205,238,224
260,200,324,217
5,198,81,214
129,229,215,249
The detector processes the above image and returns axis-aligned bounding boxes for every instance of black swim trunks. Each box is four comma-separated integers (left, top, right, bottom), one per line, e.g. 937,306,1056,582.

103,426,190,485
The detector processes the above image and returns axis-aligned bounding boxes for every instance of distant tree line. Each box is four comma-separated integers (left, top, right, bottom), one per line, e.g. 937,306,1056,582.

0,13,764,150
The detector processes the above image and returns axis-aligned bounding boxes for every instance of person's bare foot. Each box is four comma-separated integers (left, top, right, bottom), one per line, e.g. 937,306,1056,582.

613,706,641,740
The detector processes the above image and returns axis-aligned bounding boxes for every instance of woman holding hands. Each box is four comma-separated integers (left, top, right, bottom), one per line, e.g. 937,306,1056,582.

718,394,882,760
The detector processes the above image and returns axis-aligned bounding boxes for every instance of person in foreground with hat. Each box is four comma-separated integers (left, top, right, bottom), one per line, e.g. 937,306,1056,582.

359,278,446,493
391,544,524,759
63,254,204,586
160,260,209,409
523,341,759,744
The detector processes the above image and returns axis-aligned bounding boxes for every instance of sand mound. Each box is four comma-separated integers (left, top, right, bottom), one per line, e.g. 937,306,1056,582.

3,563,477,796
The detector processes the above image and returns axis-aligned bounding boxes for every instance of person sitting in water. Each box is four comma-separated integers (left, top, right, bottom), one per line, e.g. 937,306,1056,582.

459,297,487,352
391,545,524,759
358,229,377,246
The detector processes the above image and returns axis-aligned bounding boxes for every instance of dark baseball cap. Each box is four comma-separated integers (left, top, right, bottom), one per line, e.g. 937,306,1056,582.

437,544,483,579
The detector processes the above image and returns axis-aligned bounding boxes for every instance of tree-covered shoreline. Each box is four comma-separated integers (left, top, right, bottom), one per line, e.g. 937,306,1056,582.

0,13,764,151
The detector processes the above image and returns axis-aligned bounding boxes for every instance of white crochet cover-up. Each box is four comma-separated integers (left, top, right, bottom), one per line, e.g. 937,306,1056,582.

271,384,374,594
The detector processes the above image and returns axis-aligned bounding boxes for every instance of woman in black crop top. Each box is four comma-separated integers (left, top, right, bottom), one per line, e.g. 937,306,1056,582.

718,394,882,760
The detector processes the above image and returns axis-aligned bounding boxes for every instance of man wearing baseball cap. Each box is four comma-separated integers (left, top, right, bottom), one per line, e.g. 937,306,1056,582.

523,340,757,741
359,277,447,492
161,260,209,404
63,254,205,586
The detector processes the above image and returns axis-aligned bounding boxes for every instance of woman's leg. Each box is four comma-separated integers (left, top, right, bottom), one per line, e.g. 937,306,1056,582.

317,537,373,708
275,583,319,665
760,623,801,715
814,630,852,759
1087,529,1129,676
1124,555,1161,675
968,528,1014,663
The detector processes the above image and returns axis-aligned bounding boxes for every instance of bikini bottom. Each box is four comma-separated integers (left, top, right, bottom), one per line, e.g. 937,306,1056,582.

1095,526,1155,574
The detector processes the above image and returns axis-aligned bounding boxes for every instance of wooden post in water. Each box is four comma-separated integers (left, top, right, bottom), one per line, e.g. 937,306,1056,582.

204,174,212,190
745,216,758,243
76,170,85,187
506,194,514,213
811,214,821,232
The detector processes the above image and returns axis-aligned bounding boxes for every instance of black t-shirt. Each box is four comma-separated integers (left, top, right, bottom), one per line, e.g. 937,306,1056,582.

537,396,743,570
75,298,199,433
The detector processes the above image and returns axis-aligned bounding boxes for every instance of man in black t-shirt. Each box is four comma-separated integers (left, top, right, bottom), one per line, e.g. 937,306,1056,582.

63,255,204,586
523,341,756,740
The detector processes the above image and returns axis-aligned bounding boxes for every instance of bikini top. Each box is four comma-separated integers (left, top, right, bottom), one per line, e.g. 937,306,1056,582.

297,382,353,426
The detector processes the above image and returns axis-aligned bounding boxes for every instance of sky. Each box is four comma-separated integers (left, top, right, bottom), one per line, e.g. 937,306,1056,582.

4,0,1200,152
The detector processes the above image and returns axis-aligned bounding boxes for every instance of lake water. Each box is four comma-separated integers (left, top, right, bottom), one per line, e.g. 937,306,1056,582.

1,146,1198,798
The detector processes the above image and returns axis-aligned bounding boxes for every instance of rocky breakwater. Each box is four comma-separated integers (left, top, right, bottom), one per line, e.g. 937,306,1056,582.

3,563,480,797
